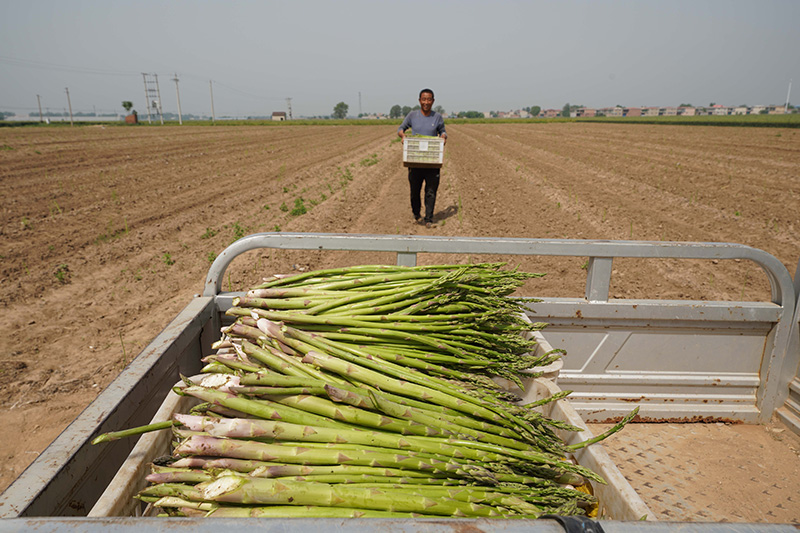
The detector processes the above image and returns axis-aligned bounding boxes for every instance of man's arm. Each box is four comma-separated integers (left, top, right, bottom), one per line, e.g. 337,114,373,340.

397,112,413,140
437,114,447,144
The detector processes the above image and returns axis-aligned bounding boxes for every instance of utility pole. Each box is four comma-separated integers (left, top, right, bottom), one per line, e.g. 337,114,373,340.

142,73,164,124
209,80,216,123
286,97,293,120
172,73,183,125
142,73,152,124
65,87,73,126
36,94,43,123
785,79,792,114
154,74,164,125
358,91,362,116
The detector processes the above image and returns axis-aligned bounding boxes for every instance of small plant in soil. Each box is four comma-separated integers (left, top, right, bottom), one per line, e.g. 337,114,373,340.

290,197,307,216
232,222,247,241
360,153,379,167
54,263,70,284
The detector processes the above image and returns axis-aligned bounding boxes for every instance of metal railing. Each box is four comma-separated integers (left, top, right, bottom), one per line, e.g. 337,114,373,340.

205,233,796,423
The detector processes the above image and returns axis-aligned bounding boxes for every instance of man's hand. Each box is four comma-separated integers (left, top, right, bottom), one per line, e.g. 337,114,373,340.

440,133,447,145
398,130,406,144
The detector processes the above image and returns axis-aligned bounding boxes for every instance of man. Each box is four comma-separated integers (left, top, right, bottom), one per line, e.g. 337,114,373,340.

397,88,447,228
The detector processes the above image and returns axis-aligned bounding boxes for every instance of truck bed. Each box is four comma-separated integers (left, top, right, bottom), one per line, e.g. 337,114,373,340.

588,420,800,524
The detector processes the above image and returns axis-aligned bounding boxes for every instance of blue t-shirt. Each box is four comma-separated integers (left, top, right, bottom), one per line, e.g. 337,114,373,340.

398,110,446,137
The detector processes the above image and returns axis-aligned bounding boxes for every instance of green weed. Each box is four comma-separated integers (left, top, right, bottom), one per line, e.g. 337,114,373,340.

279,202,289,212
162,253,175,266
207,251,218,263
54,263,70,283
290,198,307,216
201,227,219,239
232,221,247,241
360,153,379,167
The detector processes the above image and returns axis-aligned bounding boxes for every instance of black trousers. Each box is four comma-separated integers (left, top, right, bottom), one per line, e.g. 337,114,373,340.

408,167,440,223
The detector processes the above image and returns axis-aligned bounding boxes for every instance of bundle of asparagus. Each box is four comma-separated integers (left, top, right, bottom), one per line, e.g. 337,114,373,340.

94,263,636,519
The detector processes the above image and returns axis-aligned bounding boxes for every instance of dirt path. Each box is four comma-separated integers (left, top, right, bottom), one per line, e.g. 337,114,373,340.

1,123,798,520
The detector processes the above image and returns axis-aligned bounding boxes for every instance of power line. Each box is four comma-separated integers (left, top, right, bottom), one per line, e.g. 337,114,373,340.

0,55,137,77
211,80,285,101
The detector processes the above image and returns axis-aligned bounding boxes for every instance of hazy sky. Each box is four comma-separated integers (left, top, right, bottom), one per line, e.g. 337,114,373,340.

1,1,798,118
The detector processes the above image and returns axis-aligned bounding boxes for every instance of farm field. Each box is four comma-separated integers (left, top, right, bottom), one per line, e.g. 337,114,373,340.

1,123,799,519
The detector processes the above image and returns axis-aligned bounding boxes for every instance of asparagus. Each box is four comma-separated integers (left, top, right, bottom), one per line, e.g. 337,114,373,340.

92,263,637,519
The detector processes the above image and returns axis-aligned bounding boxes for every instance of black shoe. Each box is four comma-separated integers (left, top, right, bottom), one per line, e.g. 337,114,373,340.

425,220,434,228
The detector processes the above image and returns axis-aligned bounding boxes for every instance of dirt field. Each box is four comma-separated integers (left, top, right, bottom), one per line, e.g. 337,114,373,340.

1,123,799,520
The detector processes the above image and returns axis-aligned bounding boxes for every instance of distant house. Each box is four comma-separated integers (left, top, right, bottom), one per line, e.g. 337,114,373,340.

542,109,560,118
767,105,785,115
661,107,678,116
607,107,624,117
272,111,287,121
711,105,729,116
677,107,696,116
623,107,642,117
750,105,767,115
575,108,596,117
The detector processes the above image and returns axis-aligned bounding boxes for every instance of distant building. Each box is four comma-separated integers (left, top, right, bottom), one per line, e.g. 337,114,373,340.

711,104,729,116
575,108,596,117
678,107,696,116
272,111,287,121
661,107,678,116
623,107,642,117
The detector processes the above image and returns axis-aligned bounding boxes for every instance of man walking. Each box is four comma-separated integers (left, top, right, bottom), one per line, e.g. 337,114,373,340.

397,88,447,227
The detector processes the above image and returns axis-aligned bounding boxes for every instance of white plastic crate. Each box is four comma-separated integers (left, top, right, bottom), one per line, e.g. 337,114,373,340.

403,136,444,168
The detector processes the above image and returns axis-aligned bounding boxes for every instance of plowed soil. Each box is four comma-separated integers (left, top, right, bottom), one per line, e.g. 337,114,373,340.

1,123,799,520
